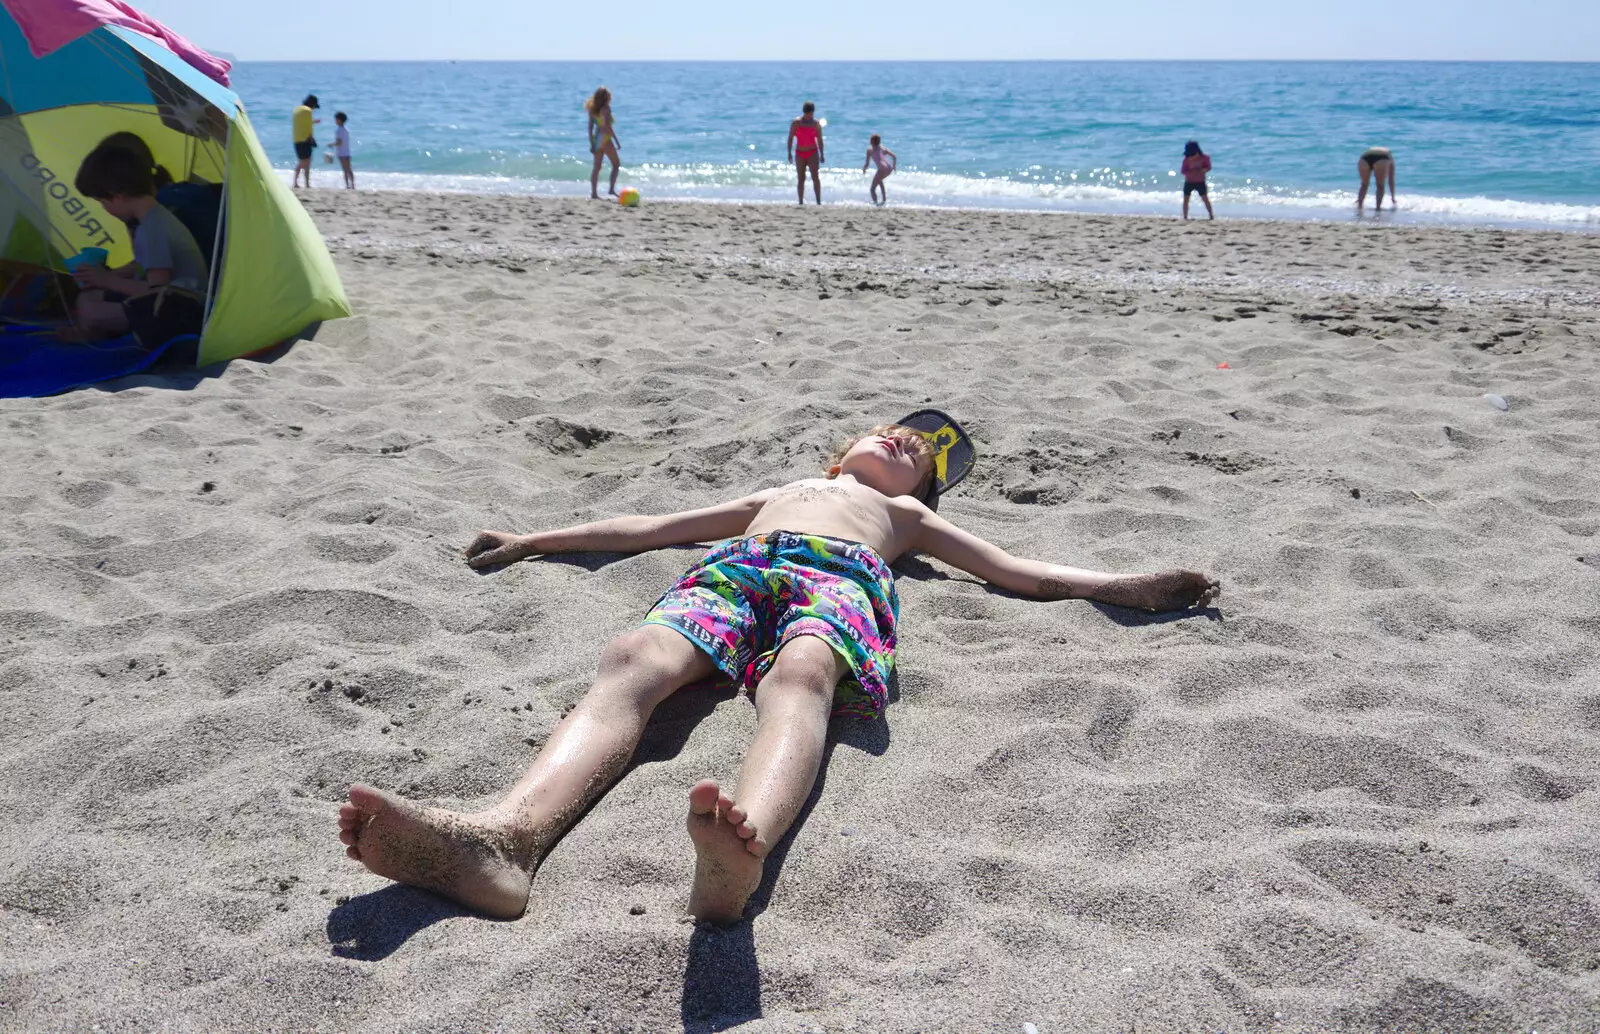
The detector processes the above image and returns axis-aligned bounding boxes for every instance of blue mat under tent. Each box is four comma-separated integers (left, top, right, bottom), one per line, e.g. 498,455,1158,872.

0,325,197,398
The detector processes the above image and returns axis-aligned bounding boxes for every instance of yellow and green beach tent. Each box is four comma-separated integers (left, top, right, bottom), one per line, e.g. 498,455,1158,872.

0,2,349,364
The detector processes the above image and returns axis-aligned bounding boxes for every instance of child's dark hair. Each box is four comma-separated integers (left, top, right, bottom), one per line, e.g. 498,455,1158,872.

95,132,173,190
802,101,815,114
335,111,348,122
75,145,155,200
1184,140,1202,157
870,134,881,146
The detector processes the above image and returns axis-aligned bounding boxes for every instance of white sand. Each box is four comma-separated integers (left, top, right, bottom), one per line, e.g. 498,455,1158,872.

3,192,1599,1031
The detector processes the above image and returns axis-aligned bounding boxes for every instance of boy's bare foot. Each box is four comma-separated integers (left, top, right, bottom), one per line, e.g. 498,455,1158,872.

1092,570,1220,612
685,779,763,924
338,785,532,919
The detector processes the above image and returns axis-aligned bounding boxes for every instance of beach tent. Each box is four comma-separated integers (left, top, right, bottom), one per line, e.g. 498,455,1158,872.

0,0,349,367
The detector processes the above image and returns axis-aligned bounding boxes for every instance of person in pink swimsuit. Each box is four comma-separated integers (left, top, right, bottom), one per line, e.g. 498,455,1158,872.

1181,140,1213,221
787,101,825,205
862,134,897,206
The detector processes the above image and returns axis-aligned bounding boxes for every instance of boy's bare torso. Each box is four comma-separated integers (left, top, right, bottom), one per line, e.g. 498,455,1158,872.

741,477,920,561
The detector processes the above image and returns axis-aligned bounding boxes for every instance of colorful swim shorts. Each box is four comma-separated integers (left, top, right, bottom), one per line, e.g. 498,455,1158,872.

642,530,899,720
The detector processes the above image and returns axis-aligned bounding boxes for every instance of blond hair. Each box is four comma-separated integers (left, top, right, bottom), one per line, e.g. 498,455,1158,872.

584,86,612,114
825,424,937,499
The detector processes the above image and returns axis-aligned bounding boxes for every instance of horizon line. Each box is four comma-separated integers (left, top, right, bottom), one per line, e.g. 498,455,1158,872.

226,56,1600,65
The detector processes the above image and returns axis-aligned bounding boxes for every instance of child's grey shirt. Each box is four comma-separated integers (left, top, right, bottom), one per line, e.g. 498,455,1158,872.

134,203,209,294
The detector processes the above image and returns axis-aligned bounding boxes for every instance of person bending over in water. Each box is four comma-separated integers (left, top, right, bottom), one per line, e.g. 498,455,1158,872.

1357,146,1396,212
787,101,825,205
337,424,1220,923
863,134,897,206
585,86,622,199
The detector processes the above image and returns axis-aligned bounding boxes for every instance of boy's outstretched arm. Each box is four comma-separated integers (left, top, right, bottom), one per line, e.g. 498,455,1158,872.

465,489,779,568
913,510,1219,612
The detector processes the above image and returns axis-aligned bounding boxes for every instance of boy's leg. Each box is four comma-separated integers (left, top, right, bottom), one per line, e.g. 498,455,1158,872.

76,295,130,336
687,635,842,923
339,625,716,918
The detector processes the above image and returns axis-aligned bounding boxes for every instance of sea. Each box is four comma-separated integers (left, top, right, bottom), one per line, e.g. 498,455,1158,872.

230,61,1600,229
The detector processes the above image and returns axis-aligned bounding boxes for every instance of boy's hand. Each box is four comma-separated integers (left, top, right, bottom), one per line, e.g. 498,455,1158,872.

74,264,113,289
465,530,537,568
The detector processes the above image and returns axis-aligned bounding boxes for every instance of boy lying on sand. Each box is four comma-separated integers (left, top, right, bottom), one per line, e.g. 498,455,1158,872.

338,423,1219,922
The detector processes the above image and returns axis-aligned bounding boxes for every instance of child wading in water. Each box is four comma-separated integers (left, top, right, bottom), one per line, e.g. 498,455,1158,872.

337,423,1219,923
333,111,355,190
863,134,897,205
1181,140,1214,221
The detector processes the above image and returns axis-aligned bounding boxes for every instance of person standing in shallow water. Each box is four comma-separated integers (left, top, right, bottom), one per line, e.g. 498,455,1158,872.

863,134,897,206
585,86,622,199
1181,141,1214,221
333,112,355,190
335,423,1219,924
1357,146,1396,212
291,94,320,189
788,101,825,205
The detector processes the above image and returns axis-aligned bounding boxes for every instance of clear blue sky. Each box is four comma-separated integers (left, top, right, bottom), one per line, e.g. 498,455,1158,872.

140,0,1600,62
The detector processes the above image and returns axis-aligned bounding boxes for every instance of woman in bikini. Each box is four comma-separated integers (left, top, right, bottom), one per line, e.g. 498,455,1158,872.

1356,146,1396,212
787,101,825,205
585,86,621,200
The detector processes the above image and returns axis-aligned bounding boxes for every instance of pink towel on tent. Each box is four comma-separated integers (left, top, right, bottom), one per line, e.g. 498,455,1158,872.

2,0,231,85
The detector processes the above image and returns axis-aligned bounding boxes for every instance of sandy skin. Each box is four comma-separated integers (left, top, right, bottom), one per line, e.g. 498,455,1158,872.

339,776,774,924
339,786,532,918
1052,569,1220,611
685,779,766,923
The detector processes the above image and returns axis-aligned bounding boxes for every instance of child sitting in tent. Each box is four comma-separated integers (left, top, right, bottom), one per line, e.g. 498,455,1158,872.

95,132,223,255
63,145,208,349
336,419,1221,924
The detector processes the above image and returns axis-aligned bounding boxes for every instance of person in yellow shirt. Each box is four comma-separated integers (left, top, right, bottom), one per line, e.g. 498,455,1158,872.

292,94,320,188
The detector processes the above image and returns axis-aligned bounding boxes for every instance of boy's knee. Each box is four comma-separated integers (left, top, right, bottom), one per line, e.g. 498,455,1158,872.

762,637,844,701
598,628,671,677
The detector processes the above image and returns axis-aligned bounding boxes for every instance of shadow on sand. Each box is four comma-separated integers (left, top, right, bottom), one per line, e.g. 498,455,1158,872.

89,323,318,395
678,707,889,1031
325,884,480,961
1090,601,1224,627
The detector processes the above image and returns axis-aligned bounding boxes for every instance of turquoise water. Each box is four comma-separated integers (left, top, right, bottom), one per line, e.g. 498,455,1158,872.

232,61,1600,227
